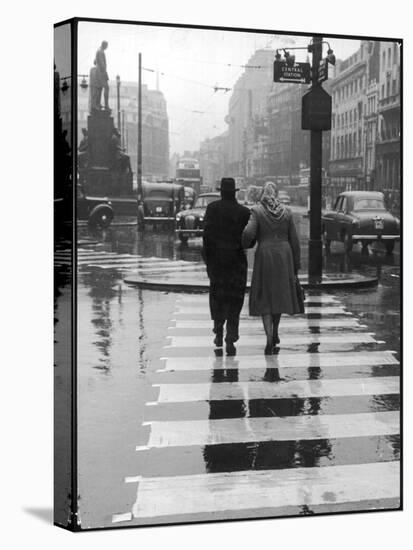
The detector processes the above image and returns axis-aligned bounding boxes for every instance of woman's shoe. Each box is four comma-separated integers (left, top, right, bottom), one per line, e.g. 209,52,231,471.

272,334,280,352
226,342,236,356
264,344,273,355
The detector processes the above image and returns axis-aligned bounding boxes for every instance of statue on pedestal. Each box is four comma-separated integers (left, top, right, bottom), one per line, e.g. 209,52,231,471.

89,41,110,113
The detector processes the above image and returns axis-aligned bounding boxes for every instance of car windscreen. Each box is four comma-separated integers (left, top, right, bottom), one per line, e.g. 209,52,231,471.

145,191,172,201
353,198,385,210
194,196,219,208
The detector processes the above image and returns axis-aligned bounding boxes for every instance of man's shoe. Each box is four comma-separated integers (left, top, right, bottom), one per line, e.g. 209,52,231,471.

214,334,223,347
226,342,236,356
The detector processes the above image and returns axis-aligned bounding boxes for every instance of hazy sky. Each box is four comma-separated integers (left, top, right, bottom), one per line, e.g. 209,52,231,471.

76,21,361,155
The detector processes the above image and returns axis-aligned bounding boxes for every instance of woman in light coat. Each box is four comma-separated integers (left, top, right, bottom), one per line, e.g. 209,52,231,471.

242,182,301,354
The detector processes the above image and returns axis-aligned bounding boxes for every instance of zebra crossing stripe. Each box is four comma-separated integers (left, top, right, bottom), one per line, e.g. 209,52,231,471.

164,333,377,348
150,376,399,404
137,411,399,449
173,306,352,316
169,318,363,329
128,461,399,519
177,295,340,304
78,254,140,261
157,351,398,372
79,258,194,266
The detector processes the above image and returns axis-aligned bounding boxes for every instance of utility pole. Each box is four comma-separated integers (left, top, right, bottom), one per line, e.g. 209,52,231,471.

308,36,323,283
121,110,125,149
116,75,121,132
137,52,143,201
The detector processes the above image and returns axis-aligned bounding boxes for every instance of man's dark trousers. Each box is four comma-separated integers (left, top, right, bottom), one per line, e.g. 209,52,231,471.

202,195,250,347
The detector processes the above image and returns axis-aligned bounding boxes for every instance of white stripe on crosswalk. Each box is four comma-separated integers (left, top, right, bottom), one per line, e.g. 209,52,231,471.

137,411,399,449
157,351,399,372
77,256,136,262
85,263,203,272
129,461,399,519
170,318,363,329
174,306,351,316
164,333,377,348
151,376,399,403
177,295,340,304
79,258,194,266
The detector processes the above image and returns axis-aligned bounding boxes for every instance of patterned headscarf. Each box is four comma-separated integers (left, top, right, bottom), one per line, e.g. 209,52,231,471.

260,182,286,220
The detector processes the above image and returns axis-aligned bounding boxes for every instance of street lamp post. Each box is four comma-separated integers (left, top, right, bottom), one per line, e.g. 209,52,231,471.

137,52,143,201
274,39,333,285
116,75,121,133
308,36,323,283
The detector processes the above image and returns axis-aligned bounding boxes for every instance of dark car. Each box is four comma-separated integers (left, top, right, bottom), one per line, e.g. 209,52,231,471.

54,185,114,228
77,185,114,228
139,182,185,228
322,191,400,253
175,192,220,243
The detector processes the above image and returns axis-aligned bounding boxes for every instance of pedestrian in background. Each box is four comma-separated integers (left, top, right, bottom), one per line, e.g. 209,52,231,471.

242,181,301,354
202,178,250,356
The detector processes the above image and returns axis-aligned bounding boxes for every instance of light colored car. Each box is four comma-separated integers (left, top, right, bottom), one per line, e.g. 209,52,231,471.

322,191,400,253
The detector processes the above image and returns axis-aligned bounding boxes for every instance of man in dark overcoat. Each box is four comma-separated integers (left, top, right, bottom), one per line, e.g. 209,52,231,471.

202,178,250,355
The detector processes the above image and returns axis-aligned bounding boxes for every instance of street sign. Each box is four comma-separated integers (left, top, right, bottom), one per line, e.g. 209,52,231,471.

302,86,332,131
273,61,311,84
318,59,328,83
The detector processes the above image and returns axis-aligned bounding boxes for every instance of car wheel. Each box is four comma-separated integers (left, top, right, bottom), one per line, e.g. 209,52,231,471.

344,232,353,252
385,240,395,254
322,227,331,250
90,208,113,228
179,234,188,244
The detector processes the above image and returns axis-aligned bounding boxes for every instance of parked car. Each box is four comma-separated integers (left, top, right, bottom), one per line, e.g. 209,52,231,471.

322,191,400,253
175,192,220,243
139,181,185,228
278,190,291,205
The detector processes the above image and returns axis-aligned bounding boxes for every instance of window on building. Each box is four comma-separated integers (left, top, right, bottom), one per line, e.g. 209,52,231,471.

393,42,398,64
349,111,352,125
382,50,386,69
381,84,385,99
388,47,392,67
392,78,397,95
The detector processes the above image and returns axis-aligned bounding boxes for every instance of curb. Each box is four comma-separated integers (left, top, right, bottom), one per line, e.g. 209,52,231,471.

124,274,379,292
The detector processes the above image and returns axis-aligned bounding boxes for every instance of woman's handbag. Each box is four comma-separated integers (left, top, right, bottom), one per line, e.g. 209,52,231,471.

295,276,305,313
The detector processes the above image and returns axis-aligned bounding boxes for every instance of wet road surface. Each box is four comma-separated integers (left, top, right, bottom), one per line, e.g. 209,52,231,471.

54,207,401,528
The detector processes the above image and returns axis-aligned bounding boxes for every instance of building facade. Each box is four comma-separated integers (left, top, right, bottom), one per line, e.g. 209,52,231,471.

328,41,383,203
375,41,401,210
226,49,275,179
199,133,228,190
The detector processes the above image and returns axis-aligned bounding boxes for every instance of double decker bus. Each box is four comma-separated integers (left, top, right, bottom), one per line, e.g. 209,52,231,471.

175,158,202,195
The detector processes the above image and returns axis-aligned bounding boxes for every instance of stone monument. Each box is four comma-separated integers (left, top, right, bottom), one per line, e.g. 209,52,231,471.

80,41,133,196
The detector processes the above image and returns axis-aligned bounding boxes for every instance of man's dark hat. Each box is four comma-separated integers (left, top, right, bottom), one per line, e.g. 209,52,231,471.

216,177,238,192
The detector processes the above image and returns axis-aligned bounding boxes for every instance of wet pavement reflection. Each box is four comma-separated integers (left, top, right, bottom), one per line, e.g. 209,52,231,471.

53,207,401,527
